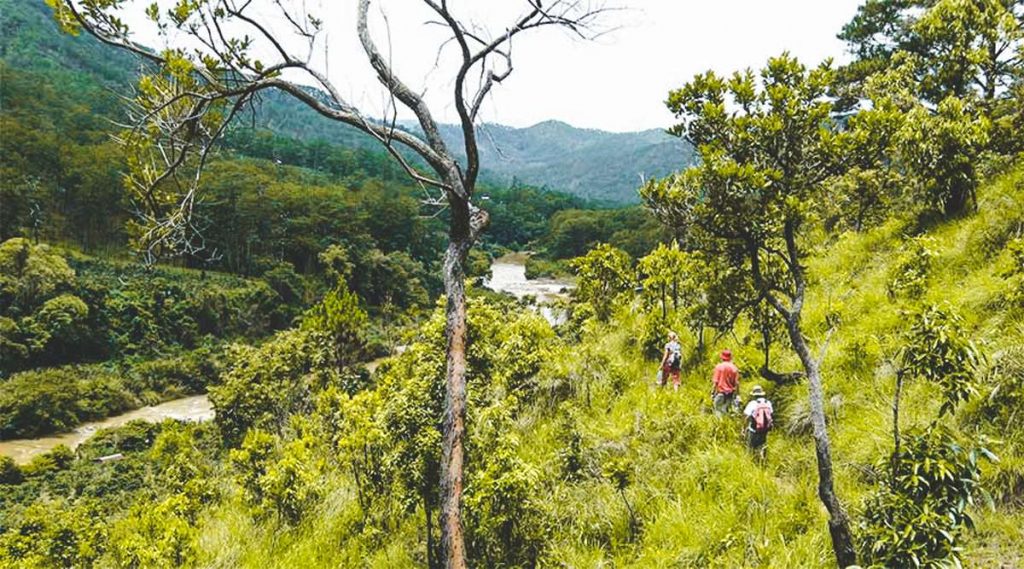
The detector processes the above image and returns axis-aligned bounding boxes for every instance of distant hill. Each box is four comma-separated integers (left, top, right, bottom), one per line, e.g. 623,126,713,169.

1,0,693,203
440,120,695,203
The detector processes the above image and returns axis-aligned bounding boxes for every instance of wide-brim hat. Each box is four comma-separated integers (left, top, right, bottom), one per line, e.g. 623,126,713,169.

751,385,766,397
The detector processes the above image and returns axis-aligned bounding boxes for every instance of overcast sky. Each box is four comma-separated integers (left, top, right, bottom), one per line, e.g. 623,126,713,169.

136,0,865,132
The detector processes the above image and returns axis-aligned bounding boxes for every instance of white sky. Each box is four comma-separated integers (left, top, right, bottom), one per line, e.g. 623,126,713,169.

132,0,864,132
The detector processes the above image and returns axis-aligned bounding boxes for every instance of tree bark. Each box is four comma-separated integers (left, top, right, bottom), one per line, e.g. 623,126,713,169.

439,232,471,569
437,192,487,569
891,368,904,486
785,314,858,568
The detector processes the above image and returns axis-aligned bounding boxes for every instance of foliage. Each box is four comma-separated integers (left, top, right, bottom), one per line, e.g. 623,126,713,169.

210,329,329,446
0,238,75,314
898,95,991,216
538,207,667,260
860,426,994,568
0,500,107,569
105,493,201,569
0,457,23,486
901,305,981,415
0,366,133,439
301,284,369,372
230,428,324,525
887,236,935,300
570,244,633,321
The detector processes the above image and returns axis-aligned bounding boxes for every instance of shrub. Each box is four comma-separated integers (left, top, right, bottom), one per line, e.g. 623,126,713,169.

125,347,222,397
230,428,323,525
209,329,325,446
21,445,76,478
0,366,134,439
0,238,75,314
886,237,934,300
860,426,994,568
106,493,199,568
0,456,23,485
0,500,107,568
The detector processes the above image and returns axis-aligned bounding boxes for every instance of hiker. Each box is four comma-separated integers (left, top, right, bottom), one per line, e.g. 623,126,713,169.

658,331,682,390
710,349,739,416
743,385,774,462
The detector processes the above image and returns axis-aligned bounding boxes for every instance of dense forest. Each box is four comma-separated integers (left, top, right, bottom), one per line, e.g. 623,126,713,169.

2,0,1024,568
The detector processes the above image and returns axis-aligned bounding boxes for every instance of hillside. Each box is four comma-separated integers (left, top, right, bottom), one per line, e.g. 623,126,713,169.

199,166,1022,567
3,166,1020,567
0,0,692,204
437,120,696,204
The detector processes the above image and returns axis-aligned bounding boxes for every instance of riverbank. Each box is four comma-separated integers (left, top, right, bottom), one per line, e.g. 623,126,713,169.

0,395,213,463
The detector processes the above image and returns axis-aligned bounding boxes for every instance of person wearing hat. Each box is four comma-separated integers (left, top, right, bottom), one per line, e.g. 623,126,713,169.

743,385,774,461
710,349,740,416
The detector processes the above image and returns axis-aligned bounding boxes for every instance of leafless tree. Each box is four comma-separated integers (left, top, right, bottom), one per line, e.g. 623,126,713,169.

49,0,612,566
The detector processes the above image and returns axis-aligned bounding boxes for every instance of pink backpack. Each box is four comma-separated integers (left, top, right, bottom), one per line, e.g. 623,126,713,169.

752,401,773,433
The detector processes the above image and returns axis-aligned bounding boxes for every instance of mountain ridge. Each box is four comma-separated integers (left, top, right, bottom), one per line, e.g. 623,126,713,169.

1,0,693,203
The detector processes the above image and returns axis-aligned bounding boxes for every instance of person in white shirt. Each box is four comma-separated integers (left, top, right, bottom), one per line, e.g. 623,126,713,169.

658,331,682,390
743,385,774,462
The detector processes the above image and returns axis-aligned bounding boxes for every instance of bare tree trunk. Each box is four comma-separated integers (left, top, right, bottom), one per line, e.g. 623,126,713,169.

891,368,904,486
785,315,858,568
440,234,471,569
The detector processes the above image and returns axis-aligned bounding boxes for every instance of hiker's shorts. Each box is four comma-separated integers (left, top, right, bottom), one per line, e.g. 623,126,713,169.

712,392,736,415
747,430,767,450
660,365,680,388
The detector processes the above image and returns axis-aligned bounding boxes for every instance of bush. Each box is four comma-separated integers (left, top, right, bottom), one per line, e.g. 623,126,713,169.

230,428,323,525
0,500,107,568
860,426,994,568
21,445,76,478
125,346,223,398
106,493,199,568
0,456,23,485
209,329,327,446
0,366,135,439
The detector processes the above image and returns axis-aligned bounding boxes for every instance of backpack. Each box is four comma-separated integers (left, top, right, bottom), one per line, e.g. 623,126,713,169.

668,351,681,370
751,400,773,433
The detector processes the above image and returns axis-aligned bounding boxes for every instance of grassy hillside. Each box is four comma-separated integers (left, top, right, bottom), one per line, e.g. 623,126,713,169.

179,165,1022,567
8,167,1017,567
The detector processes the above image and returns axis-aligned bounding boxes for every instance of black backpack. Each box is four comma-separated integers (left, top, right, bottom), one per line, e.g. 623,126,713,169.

668,351,681,370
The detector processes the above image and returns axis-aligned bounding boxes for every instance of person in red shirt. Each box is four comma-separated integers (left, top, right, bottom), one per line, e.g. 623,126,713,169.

711,349,740,416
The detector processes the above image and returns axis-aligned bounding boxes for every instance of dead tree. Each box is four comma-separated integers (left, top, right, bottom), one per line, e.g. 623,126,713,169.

49,1,610,566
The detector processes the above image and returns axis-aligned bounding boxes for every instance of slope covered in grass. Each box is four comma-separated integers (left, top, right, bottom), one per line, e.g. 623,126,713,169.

173,166,1023,568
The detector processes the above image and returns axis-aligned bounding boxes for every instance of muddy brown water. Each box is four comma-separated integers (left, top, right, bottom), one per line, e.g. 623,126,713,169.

0,395,213,463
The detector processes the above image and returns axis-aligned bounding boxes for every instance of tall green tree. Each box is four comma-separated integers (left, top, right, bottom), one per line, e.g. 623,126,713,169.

643,54,858,567
839,0,1023,105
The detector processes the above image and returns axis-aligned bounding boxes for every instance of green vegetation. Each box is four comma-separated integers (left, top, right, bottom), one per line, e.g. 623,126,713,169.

1,0,1023,567
4,167,1021,566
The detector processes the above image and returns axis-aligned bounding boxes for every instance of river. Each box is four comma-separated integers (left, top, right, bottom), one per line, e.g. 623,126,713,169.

1,255,570,463
0,395,213,463
485,253,574,324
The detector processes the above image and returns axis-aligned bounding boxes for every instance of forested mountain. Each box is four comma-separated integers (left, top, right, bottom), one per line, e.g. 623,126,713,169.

1,0,691,203
436,120,695,204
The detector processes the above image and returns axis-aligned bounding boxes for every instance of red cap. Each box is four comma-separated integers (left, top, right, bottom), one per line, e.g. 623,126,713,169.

721,349,732,361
